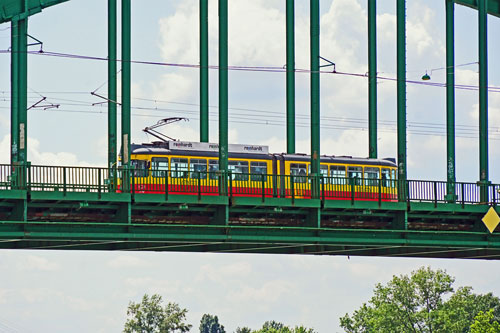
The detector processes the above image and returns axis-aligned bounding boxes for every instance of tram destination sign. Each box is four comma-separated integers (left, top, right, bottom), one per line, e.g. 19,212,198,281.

169,141,269,155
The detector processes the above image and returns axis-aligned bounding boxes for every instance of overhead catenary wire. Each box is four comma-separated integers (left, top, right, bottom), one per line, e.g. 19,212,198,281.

1,91,499,134
2,92,499,135
1,49,500,93
0,102,499,141
1,49,499,140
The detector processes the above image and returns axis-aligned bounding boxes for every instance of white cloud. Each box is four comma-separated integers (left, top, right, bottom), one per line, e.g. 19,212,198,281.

0,135,93,166
228,280,296,304
15,255,60,272
197,261,252,282
107,255,149,269
124,277,181,297
153,72,197,102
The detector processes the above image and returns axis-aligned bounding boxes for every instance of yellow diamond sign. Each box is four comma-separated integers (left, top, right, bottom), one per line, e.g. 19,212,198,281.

482,207,500,234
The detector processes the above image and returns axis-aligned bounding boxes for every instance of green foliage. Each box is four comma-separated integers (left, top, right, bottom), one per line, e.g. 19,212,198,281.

199,314,226,333
261,321,286,332
340,266,500,333
470,310,500,333
235,328,252,333
123,294,192,333
252,321,316,333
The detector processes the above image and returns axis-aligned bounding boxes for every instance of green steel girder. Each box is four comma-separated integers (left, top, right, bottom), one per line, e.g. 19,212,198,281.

0,190,495,221
1,220,500,259
456,0,500,17
0,0,68,23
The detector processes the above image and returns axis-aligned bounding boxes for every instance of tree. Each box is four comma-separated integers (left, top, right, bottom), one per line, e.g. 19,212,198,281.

235,328,252,333
253,321,316,333
340,266,500,333
262,321,286,332
199,314,226,333
123,294,192,333
470,310,500,333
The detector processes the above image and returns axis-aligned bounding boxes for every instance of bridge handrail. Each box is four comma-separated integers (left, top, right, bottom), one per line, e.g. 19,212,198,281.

0,164,498,205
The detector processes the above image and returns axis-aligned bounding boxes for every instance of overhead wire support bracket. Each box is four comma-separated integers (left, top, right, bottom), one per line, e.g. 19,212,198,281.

27,34,43,52
91,91,121,106
27,96,60,111
319,56,336,73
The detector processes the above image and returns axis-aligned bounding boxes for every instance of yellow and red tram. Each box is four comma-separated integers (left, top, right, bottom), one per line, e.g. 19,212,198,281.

122,141,398,200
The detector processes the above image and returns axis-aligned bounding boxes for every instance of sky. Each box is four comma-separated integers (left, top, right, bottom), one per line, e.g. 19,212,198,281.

0,0,500,332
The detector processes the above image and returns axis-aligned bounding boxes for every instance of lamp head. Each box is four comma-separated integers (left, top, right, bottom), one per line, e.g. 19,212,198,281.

422,72,431,81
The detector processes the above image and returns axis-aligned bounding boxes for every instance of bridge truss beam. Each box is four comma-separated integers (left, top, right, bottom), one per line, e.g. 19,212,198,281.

0,201,499,259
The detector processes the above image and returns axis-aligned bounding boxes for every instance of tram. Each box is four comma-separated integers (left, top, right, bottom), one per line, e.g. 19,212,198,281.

120,141,398,200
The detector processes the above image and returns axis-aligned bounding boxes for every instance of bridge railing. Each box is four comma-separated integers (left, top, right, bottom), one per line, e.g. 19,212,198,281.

407,180,499,204
0,164,498,205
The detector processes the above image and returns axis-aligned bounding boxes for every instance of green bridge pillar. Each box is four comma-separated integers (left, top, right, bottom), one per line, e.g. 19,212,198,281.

121,0,131,170
286,0,295,154
395,0,408,229
396,0,407,184
217,0,229,225
218,0,228,178
368,0,377,159
10,15,28,220
10,13,28,191
108,0,117,171
310,0,320,179
10,19,19,168
119,0,132,224
445,0,456,202
17,18,28,167
478,0,489,202
309,0,321,228
200,0,209,143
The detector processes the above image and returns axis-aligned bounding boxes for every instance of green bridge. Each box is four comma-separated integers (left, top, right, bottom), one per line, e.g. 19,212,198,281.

0,163,498,259
1,0,500,258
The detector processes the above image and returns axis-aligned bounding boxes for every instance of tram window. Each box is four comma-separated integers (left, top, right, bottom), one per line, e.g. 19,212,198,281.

151,157,169,178
364,167,379,186
381,168,391,187
308,165,329,183
331,165,346,184
171,158,189,178
392,169,397,188
348,166,363,185
250,162,267,181
229,160,249,181
208,160,219,180
190,159,207,179
131,159,149,177
317,165,329,176
307,165,328,175
290,163,307,183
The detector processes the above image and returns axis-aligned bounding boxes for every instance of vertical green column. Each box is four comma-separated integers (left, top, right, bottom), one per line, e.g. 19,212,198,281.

368,0,377,159
310,0,320,179
478,0,489,201
308,0,321,227
17,17,28,166
218,0,228,175
108,0,117,170
216,0,229,225
286,0,295,154
396,0,407,184
445,0,456,202
10,20,19,166
121,0,131,168
200,0,209,142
